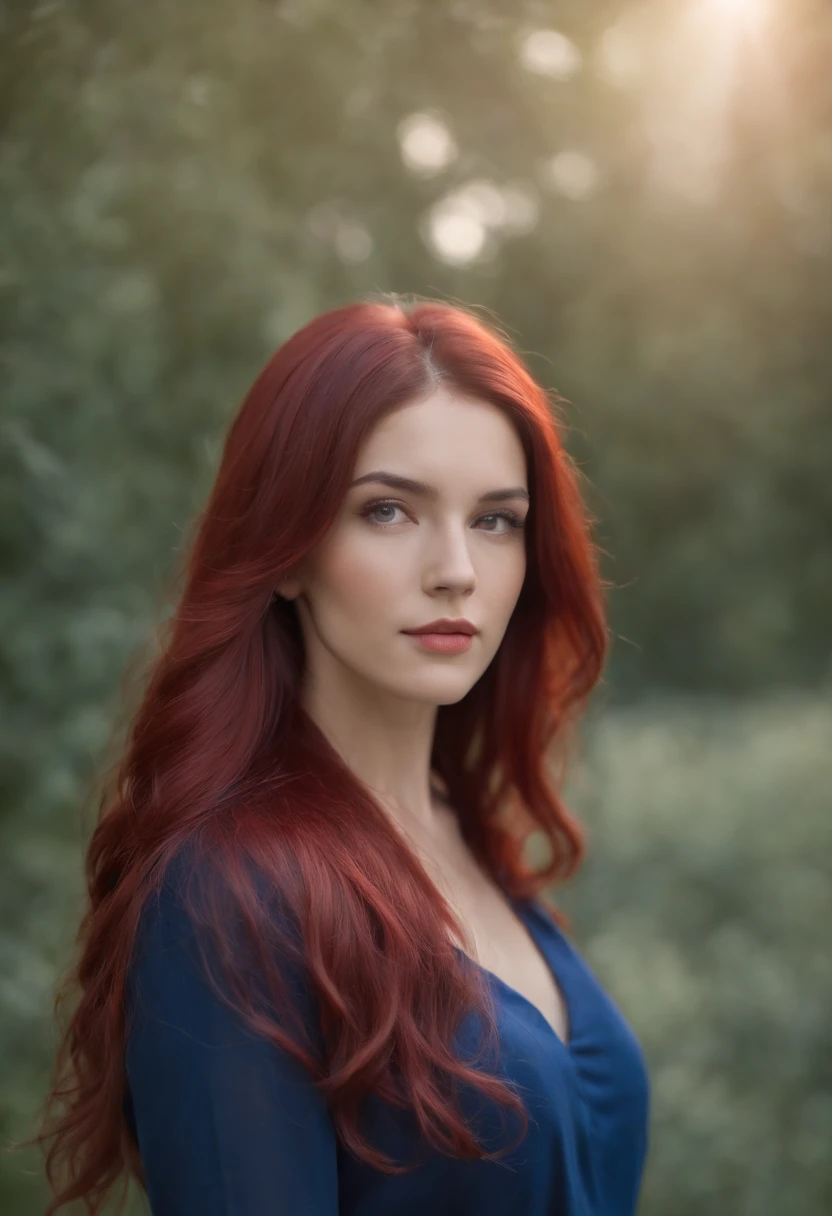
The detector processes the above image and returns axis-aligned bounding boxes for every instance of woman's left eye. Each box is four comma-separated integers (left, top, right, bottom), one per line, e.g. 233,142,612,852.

359,500,525,532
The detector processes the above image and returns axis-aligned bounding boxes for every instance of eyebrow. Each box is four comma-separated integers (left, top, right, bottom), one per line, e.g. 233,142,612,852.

349,471,530,505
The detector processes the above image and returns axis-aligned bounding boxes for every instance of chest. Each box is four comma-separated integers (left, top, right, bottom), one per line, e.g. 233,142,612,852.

411,823,571,1047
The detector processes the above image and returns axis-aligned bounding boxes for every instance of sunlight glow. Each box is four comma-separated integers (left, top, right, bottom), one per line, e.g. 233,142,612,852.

540,151,599,201
519,29,582,81
595,24,641,87
423,178,541,265
639,0,777,203
425,207,487,266
703,0,770,24
397,112,458,178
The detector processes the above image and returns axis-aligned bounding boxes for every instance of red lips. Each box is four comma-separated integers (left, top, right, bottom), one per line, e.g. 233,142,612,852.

403,618,478,636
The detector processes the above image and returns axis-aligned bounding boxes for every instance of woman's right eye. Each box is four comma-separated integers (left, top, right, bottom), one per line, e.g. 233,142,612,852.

359,499,407,527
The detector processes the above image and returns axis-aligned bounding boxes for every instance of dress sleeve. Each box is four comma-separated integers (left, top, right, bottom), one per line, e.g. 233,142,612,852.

124,853,339,1216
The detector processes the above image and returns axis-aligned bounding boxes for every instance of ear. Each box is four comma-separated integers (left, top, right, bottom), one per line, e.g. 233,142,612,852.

275,576,302,601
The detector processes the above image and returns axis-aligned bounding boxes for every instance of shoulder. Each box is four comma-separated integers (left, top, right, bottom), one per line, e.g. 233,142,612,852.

139,838,300,939
127,840,326,1072
130,838,308,1015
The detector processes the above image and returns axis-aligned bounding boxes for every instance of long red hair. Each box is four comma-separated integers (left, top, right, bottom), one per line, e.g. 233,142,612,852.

27,296,609,1214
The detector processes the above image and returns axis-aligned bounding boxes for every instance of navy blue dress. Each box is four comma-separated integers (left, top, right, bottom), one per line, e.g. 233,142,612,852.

125,854,650,1215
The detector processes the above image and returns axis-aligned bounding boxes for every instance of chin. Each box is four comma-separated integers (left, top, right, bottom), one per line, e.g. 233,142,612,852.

404,676,476,706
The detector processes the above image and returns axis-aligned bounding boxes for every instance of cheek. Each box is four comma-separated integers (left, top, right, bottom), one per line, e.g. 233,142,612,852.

323,540,404,609
489,548,526,610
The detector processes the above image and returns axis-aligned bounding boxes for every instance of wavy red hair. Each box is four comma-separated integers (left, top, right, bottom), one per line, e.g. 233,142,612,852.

23,296,609,1214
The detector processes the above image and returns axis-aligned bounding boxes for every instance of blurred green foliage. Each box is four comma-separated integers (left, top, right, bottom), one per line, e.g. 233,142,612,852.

564,694,832,1215
1,0,829,1212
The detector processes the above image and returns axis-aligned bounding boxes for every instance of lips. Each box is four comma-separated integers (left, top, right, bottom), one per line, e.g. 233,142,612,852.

403,619,478,636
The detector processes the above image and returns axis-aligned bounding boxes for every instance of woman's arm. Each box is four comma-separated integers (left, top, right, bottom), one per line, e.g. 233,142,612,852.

125,857,339,1215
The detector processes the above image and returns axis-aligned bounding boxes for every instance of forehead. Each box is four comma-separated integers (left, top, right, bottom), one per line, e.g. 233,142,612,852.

354,391,527,485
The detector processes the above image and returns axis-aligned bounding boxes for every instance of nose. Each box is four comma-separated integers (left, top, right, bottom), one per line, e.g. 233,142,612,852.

423,523,477,596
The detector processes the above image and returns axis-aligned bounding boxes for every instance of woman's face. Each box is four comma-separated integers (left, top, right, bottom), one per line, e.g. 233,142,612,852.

282,387,529,709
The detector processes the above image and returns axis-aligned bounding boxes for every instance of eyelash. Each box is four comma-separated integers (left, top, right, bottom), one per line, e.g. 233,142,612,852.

359,498,526,533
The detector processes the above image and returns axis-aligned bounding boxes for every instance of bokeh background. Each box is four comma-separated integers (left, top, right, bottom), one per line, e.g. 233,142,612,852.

2,1,830,1212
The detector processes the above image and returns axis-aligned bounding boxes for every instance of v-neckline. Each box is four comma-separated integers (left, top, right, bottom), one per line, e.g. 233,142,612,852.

451,897,575,1054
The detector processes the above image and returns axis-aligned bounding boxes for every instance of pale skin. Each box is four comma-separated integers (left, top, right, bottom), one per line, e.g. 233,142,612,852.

277,386,570,1045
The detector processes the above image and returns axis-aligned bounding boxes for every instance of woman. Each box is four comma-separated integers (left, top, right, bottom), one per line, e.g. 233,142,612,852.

36,296,650,1214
